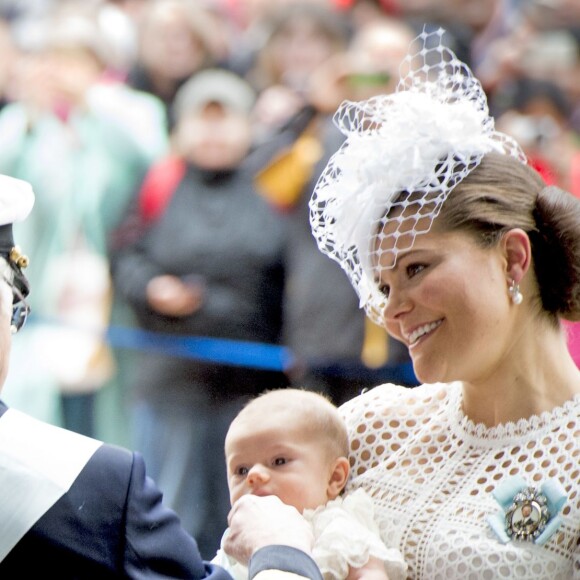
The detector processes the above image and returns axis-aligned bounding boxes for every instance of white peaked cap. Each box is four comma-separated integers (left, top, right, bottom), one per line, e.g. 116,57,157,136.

0,175,35,226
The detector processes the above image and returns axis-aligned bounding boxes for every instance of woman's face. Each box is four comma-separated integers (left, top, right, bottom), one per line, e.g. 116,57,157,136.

377,225,513,385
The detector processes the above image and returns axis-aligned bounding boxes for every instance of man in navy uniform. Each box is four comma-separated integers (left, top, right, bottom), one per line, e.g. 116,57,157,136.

0,175,321,579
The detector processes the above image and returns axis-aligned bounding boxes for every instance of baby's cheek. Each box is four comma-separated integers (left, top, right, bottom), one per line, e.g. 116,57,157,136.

229,482,244,505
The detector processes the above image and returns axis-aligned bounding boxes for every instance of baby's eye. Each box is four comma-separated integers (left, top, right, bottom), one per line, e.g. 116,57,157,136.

235,466,249,476
273,457,287,466
407,263,426,278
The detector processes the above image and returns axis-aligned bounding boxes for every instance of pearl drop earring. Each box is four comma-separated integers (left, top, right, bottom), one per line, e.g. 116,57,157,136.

509,279,523,305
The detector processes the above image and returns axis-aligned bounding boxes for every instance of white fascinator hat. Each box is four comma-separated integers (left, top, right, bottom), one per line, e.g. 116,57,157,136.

309,28,527,325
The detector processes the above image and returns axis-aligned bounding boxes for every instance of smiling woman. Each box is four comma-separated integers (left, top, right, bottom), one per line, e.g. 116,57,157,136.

306,27,580,579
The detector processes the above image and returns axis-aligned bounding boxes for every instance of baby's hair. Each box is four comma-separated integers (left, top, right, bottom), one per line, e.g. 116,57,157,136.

238,388,349,459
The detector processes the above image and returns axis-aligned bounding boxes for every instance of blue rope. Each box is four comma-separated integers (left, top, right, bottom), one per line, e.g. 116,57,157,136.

25,316,417,383
105,325,295,372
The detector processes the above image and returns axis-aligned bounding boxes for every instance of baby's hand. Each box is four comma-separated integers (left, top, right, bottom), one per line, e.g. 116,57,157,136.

346,557,390,580
224,495,314,565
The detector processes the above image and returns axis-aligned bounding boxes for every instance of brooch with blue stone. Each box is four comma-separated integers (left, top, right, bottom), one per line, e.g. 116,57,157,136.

487,475,567,545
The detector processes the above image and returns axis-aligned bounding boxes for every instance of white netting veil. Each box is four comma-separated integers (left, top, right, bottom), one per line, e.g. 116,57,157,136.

309,28,526,325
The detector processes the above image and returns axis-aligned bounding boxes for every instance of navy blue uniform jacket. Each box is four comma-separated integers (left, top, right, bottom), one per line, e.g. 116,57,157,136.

0,400,231,579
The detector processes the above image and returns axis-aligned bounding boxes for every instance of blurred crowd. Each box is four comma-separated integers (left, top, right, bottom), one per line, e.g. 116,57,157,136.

0,0,578,559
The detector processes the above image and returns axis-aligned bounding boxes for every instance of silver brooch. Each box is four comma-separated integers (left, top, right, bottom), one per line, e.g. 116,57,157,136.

504,486,549,541
488,475,567,545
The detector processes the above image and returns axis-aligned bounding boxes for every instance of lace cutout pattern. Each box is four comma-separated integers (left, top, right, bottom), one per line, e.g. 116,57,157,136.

340,383,580,579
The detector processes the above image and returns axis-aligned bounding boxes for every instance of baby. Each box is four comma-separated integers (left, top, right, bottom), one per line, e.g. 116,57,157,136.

213,389,406,580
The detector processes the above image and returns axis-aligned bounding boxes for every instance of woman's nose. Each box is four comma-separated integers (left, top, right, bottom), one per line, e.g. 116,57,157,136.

247,465,270,486
383,287,412,322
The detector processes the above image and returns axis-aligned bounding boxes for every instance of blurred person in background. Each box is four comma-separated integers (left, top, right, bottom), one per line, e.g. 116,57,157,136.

494,78,579,198
241,1,351,144
485,8,580,368
125,0,222,130
332,0,398,33
349,0,497,66
253,16,417,405
0,8,167,439
474,0,580,123
110,68,288,559
0,17,18,111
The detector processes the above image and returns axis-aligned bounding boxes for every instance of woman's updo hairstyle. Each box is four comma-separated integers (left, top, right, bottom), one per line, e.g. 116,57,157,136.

532,186,580,321
437,152,580,322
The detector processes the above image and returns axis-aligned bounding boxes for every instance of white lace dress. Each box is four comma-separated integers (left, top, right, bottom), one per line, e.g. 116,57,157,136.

213,489,407,580
340,382,580,579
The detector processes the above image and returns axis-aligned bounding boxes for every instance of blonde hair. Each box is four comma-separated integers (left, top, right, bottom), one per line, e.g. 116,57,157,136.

235,388,349,459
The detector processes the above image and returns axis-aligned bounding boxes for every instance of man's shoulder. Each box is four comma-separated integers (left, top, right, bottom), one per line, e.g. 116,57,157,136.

0,402,136,498
80,441,136,486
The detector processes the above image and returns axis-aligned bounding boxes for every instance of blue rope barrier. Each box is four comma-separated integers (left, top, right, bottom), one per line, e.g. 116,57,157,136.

105,325,295,372
25,316,417,382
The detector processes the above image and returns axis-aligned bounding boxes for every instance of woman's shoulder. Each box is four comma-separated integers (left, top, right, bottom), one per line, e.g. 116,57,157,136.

340,383,460,479
340,381,458,424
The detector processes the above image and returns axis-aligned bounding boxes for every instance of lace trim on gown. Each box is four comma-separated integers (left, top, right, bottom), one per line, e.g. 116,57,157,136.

447,382,580,444
303,489,407,580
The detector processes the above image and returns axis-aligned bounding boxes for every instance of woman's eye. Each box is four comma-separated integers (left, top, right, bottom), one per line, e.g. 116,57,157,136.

378,283,390,298
407,263,426,278
273,457,287,466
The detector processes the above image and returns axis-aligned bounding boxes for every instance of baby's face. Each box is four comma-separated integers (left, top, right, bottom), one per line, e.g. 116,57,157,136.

225,409,336,513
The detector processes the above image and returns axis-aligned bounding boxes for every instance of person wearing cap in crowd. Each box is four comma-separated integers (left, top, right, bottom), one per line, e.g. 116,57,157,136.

0,174,324,578
125,0,220,131
109,68,289,559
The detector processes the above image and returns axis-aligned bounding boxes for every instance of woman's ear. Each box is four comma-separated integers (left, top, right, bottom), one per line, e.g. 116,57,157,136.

327,457,350,500
502,228,531,284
